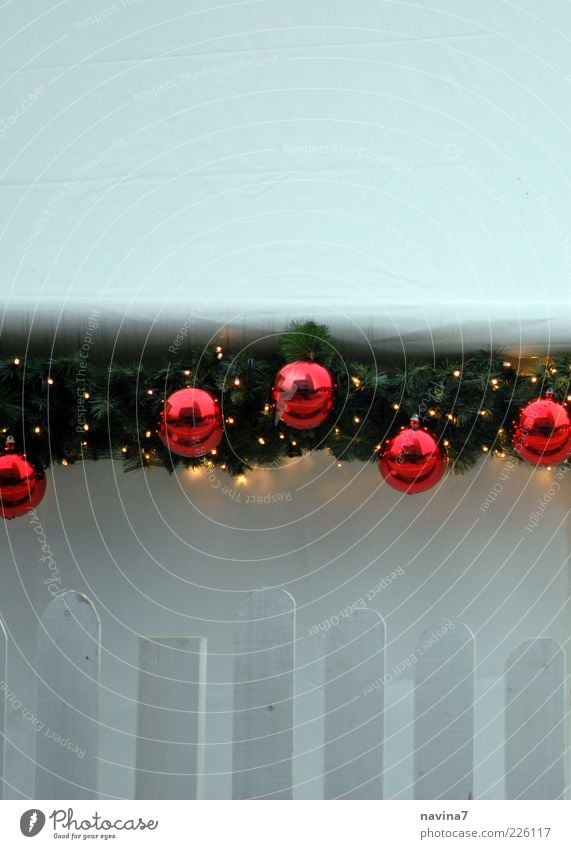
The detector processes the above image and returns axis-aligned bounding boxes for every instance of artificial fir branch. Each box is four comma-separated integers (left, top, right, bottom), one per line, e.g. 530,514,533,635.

277,320,336,365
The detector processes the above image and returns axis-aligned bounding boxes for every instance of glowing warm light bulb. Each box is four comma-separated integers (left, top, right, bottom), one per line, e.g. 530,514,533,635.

145,430,152,438
258,437,266,445
46,377,54,385
482,445,489,452
83,424,89,431
392,403,399,410
84,392,90,399
453,369,461,378
234,377,241,386
13,358,20,365
353,416,361,424
531,376,538,383
121,446,128,453
34,426,41,434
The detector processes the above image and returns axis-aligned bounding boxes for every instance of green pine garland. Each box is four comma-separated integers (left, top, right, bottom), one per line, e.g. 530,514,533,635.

0,321,570,478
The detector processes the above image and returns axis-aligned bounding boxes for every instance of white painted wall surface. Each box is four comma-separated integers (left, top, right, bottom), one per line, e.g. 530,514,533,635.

0,452,569,799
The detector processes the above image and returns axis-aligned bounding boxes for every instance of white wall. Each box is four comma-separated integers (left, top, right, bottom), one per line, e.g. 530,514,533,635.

1,0,571,355
0,452,569,799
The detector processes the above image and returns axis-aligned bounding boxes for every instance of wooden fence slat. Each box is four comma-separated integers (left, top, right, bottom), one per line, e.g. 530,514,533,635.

0,619,6,800
505,639,565,800
135,637,207,800
232,588,295,799
323,609,385,799
35,591,100,799
414,621,474,800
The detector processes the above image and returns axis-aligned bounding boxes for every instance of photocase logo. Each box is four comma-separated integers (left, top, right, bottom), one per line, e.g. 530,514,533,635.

20,809,46,837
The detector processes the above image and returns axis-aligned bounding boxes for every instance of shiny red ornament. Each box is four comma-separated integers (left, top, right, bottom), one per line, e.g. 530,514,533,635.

0,437,46,519
513,391,571,466
378,417,447,494
158,387,223,458
272,361,334,429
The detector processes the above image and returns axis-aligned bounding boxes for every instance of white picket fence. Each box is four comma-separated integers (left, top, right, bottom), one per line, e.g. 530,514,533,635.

0,589,566,799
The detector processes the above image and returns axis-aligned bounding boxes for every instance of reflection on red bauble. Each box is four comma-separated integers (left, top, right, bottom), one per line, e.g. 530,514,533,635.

0,438,46,519
272,361,334,429
513,392,571,466
158,387,223,458
378,418,447,494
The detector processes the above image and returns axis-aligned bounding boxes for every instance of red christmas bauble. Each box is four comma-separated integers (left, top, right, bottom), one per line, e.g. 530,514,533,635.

513,393,571,466
378,418,447,494
272,361,334,429
0,440,46,519
158,387,223,458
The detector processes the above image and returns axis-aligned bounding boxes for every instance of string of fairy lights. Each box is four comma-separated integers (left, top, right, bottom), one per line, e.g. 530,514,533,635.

0,322,571,485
